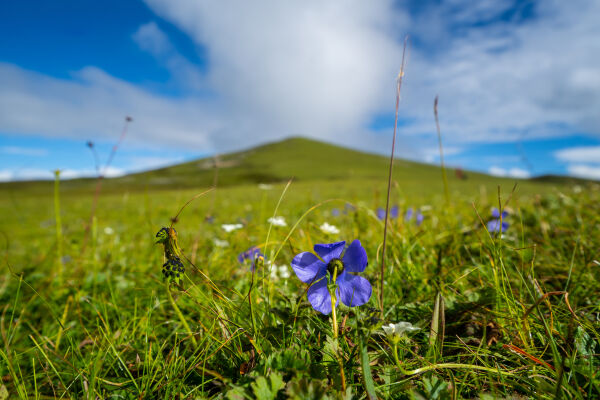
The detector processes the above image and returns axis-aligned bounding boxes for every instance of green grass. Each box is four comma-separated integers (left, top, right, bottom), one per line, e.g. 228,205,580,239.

0,138,599,399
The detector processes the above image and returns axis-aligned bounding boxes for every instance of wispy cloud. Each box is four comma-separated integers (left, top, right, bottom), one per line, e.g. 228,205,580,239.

488,166,531,179
0,166,125,182
566,164,600,180
0,146,48,156
554,146,600,163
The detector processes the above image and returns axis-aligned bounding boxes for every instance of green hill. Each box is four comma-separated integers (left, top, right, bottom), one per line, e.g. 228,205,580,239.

0,136,587,196
120,136,446,188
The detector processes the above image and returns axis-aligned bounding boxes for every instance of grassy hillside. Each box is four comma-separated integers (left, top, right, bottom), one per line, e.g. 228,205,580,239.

0,137,583,198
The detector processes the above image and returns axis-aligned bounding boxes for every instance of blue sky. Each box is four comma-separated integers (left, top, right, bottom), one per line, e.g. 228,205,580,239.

1,0,599,181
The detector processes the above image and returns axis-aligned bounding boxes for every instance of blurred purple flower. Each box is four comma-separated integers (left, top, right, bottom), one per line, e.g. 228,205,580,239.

238,246,264,271
415,210,424,226
487,208,509,233
404,207,414,221
331,208,341,217
291,240,372,314
343,203,356,214
377,205,399,221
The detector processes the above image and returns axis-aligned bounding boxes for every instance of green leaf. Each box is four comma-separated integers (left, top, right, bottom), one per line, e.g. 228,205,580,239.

251,373,285,400
360,337,378,400
286,378,330,400
428,292,445,361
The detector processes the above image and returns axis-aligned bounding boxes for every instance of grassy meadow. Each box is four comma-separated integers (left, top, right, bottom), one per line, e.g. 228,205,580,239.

1,138,599,399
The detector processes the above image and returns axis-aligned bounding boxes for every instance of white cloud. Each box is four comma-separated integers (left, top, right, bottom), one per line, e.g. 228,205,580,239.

554,146,600,163
566,164,600,180
132,22,205,91
143,0,405,149
132,22,172,56
488,166,531,178
400,0,600,143
0,166,125,182
422,146,463,163
0,146,48,156
0,62,219,150
0,0,599,164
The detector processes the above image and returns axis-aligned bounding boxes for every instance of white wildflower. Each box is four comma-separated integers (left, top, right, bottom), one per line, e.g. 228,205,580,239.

382,322,420,342
278,265,290,279
221,223,243,232
320,222,340,235
258,183,273,190
104,227,114,235
268,216,287,227
266,262,291,280
214,239,229,248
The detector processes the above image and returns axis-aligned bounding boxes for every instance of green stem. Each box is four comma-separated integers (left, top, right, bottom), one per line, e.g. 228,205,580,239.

329,267,346,391
393,343,513,377
167,283,198,347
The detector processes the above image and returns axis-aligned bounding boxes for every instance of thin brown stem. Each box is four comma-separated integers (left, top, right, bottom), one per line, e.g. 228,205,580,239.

434,96,450,204
380,36,408,317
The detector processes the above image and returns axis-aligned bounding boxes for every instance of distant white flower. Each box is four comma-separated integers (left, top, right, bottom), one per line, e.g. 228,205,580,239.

104,227,114,235
214,239,229,248
320,222,340,235
267,262,291,280
382,322,420,341
221,223,243,232
278,265,290,279
268,216,287,227
258,183,273,190
269,263,279,280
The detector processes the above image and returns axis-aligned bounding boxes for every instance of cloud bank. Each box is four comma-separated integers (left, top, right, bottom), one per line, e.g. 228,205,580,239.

1,0,599,172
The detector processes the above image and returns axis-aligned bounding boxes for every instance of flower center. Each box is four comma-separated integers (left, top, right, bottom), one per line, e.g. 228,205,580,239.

327,258,344,279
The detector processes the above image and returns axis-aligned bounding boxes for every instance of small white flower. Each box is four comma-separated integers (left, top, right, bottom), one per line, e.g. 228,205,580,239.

268,263,279,280
320,222,340,235
382,322,420,339
104,227,114,235
265,262,291,280
258,183,273,190
221,223,243,232
214,239,229,248
268,216,287,227
278,265,291,279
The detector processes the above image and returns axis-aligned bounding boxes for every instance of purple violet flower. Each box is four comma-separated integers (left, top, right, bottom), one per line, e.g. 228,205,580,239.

331,208,341,217
238,246,264,271
377,205,399,220
487,208,509,233
291,240,372,315
404,207,414,222
415,210,424,226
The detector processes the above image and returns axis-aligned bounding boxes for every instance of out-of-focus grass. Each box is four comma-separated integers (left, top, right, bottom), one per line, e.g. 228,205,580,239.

0,139,599,399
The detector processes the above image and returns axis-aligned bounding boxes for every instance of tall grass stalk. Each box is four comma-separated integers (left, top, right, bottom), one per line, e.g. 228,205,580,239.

380,36,408,316
434,96,450,204
53,170,63,282
82,116,132,254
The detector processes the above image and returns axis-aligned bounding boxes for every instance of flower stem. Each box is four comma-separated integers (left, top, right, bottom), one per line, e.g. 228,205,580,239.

393,343,513,377
166,282,198,348
329,267,346,391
